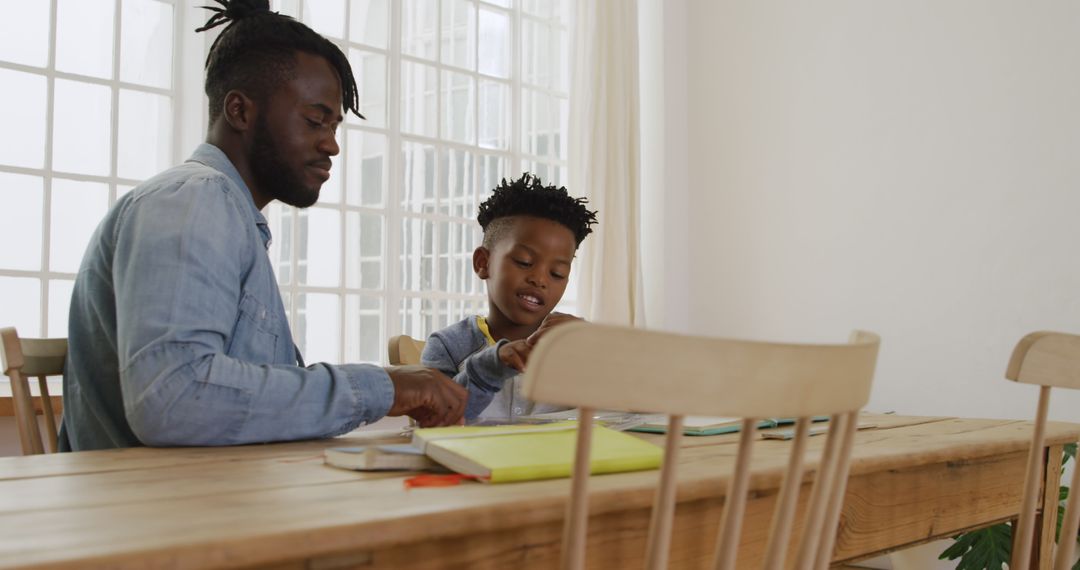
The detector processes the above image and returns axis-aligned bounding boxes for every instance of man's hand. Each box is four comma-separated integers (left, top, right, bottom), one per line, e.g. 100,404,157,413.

526,312,583,347
385,365,467,427
498,339,532,372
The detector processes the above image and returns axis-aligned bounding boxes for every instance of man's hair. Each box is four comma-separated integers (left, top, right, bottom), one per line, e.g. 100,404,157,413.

196,0,362,125
477,173,598,249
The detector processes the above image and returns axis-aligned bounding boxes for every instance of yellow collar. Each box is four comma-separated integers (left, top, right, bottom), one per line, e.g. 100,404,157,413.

476,316,497,346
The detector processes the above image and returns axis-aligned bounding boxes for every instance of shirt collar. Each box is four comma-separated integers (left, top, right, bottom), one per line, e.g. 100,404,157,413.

187,143,272,246
186,143,268,226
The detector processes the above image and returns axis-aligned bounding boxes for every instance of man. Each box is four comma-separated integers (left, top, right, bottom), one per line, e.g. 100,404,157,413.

59,1,466,451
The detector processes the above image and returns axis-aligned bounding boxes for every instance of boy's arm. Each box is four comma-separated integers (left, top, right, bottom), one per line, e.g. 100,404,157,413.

422,334,518,421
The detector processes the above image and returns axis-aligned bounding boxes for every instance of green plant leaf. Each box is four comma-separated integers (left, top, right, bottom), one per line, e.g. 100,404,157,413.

939,523,1011,569
1064,442,1076,466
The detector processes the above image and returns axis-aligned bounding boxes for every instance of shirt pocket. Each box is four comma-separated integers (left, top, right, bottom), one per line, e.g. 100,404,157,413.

227,289,279,362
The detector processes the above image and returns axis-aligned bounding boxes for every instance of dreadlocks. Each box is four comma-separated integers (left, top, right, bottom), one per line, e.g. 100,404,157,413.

477,173,598,249
196,0,362,125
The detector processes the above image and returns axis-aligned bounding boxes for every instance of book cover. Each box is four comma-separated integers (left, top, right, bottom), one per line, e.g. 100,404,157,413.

324,444,442,472
628,415,829,436
412,421,663,484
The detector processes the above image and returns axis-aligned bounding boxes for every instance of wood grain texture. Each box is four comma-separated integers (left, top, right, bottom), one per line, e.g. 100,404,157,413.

0,415,1075,569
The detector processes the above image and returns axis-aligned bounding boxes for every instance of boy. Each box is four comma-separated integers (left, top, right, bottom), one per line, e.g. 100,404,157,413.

421,174,598,421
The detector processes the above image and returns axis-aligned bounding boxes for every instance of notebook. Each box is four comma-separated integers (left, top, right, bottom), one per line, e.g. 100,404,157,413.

324,444,444,472
629,415,829,436
411,421,663,484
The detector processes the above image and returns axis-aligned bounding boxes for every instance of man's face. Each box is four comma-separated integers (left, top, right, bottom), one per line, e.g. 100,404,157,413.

248,52,343,208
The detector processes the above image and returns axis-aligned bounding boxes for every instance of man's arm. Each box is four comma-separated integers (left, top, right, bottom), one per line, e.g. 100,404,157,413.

111,178,459,446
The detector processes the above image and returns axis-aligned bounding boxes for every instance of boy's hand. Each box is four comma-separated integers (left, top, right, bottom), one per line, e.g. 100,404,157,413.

385,365,467,427
498,339,533,372
526,312,583,347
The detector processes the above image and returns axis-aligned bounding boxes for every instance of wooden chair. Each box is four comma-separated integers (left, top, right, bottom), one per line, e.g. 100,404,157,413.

522,322,880,570
388,334,426,366
1006,331,1080,570
0,327,66,455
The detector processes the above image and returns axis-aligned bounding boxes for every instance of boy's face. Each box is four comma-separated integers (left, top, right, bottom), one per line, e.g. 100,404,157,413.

474,216,577,334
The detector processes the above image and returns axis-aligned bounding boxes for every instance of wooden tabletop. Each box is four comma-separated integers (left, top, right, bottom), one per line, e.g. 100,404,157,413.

0,414,1077,569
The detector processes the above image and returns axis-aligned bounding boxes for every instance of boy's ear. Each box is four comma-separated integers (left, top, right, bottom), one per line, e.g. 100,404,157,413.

473,247,491,279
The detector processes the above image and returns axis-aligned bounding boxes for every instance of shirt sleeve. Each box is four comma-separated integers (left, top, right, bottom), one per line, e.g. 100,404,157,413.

421,332,517,421
111,176,394,446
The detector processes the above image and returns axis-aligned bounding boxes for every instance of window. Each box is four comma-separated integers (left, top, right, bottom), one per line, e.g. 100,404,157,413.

268,0,571,364
0,0,178,337
0,0,570,366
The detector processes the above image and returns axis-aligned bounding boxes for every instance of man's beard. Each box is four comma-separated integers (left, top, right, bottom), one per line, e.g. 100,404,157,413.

248,117,320,208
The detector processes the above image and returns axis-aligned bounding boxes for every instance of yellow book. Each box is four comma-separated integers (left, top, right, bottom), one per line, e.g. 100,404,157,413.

412,421,663,484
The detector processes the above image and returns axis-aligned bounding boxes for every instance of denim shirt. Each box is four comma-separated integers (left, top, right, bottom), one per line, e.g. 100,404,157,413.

59,143,394,451
421,316,569,422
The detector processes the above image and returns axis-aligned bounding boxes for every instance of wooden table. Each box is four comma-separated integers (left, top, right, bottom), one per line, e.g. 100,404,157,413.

0,414,1076,569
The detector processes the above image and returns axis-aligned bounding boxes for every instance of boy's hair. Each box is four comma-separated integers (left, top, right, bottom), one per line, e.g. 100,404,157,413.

477,173,598,249
196,0,363,126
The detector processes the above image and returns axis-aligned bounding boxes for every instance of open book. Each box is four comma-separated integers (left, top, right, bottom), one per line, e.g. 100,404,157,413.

628,415,829,436
411,421,663,484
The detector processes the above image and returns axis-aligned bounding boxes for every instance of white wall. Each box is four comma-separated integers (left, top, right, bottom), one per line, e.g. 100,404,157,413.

679,0,1080,422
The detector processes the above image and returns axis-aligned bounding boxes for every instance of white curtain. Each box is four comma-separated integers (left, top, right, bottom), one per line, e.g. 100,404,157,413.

569,0,646,327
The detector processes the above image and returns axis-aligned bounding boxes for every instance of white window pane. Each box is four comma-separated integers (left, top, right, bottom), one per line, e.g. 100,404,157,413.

478,8,509,78
344,294,382,363
555,28,569,92
522,19,550,88
0,0,50,67
47,279,75,337
50,179,108,272
0,173,43,270
478,80,509,150
400,218,434,291
296,293,340,364
480,0,510,8
299,207,341,287
120,0,174,89
266,204,294,286
116,184,134,199
345,129,386,207
304,0,346,39
477,153,509,206
444,222,481,295
319,128,344,204
440,148,474,218
347,48,387,128
401,62,437,138
401,142,436,213
521,88,554,158
118,89,172,181
441,71,475,145
56,0,116,79
349,0,388,49
346,212,383,289
399,297,444,338
557,96,568,160
522,0,551,19
0,277,41,336
52,80,112,176
441,0,476,71
0,69,47,169
402,0,437,61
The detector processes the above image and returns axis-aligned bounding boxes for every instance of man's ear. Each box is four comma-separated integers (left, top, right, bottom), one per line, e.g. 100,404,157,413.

473,246,491,279
221,90,257,132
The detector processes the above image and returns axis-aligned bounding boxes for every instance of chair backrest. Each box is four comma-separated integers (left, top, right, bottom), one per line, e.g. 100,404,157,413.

522,322,880,570
0,327,66,455
1005,331,1080,570
388,334,426,366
